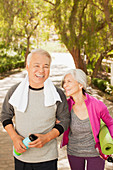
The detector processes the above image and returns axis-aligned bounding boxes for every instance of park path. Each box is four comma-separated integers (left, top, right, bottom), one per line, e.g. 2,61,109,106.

0,53,113,170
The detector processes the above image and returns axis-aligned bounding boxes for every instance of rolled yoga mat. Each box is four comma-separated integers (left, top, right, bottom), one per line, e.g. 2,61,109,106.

99,120,113,155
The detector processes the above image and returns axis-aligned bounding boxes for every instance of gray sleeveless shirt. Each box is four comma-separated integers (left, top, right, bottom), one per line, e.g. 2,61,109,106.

67,109,99,157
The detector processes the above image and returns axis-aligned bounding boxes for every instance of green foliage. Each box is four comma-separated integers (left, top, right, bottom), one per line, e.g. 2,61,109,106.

39,41,67,53
0,0,113,78
0,0,49,53
0,47,25,73
92,78,113,94
87,68,93,76
45,0,113,76
0,61,24,73
107,50,113,58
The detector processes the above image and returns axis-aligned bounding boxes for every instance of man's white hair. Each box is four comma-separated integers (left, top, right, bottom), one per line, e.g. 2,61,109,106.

26,49,52,66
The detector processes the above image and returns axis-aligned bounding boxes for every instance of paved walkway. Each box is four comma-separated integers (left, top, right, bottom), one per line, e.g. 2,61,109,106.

0,58,113,169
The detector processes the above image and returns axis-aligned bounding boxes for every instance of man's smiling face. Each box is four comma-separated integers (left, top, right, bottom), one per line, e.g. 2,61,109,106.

26,53,51,88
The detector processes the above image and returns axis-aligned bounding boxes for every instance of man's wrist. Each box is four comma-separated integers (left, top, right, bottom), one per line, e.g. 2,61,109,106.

46,128,60,142
53,124,64,136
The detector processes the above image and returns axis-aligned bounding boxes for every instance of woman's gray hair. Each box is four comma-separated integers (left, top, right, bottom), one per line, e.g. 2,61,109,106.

62,69,87,90
26,49,52,66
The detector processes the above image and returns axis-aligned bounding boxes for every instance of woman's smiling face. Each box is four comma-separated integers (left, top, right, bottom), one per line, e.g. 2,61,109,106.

63,73,82,97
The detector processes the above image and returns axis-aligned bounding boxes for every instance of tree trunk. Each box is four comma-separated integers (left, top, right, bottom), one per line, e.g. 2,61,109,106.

69,47,87,74
92,54,104,78
103,0,113,38
25,36,30,65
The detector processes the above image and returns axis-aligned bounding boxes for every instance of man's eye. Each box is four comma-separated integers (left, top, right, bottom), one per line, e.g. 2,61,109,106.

44,65,49,68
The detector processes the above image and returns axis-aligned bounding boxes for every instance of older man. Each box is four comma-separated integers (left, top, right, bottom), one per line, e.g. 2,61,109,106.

1,49,70,170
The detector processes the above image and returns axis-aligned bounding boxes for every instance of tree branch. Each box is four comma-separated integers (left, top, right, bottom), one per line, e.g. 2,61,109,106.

29,22,40,37
96,20,107,32
89,0,104,12
44,0,55,6
69,0,79,42
79,1,88,37
102,0,113,38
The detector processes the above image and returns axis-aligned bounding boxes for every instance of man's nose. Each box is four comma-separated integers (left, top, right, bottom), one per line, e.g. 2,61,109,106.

39,67,44,72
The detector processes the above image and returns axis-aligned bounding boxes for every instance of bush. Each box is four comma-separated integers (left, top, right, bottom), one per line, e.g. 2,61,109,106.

14,61,25,68
0,44,26,74
0,61,25,73
92,78,113,94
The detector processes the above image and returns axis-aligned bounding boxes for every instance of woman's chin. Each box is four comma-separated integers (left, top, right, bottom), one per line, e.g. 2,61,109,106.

66,93,70,97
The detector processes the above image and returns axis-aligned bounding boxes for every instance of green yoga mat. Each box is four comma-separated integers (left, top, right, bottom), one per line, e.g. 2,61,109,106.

99,120,113,155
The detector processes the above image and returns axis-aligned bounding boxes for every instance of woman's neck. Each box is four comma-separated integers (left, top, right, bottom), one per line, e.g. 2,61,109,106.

72,91,86,106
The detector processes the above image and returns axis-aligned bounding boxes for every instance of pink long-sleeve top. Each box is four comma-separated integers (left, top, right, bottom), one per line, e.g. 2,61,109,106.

67,93,113,144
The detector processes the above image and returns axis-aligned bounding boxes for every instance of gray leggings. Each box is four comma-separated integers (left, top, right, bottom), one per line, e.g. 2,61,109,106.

68,155,105,170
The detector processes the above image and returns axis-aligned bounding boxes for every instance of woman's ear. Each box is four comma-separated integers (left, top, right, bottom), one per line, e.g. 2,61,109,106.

79,83,83,89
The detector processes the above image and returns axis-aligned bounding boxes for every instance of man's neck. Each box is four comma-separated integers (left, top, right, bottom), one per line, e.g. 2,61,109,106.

29,85,44,91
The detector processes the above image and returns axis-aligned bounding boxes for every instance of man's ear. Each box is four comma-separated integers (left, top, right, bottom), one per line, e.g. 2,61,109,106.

26,64,29,71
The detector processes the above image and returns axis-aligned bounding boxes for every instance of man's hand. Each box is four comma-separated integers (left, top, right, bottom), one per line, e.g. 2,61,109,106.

13,135,26,154
28,128,60,148
28,134,48,148
5,124,26,154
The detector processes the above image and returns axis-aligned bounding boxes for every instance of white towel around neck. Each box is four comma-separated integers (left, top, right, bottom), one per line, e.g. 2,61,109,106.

9,74,62,113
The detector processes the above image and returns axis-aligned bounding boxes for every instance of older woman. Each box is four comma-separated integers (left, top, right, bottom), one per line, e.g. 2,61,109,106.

61,69,113,170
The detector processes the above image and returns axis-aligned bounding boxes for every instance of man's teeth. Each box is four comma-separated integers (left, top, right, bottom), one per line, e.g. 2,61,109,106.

35,74,44,78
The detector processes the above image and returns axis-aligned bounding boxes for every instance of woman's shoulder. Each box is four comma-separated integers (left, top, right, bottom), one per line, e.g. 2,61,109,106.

86,93,107,109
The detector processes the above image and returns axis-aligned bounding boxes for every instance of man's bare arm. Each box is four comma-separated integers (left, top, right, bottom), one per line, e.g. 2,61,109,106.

5,124,26,153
